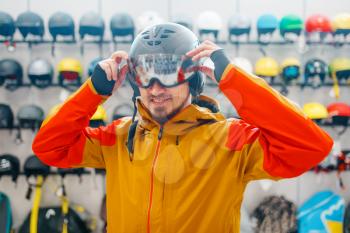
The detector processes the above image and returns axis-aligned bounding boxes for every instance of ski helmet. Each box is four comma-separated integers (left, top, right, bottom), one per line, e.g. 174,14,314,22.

110,13,135,41
0,103,14,129
281,58,301,82
23,155,50,178
79,12,105,40
57,58,83,90
48,12,75,42
257,14,279,44
332,13,350,35
279,14,303,40
304,59,328,88
0,154,20,183
228,14,251,42
303,102,328,121
16,11,45,40
327,102,350,126
0,11,16,40
255,57,279,78
329,57,350,82
90,105,107,128
17,105,44,130
0,59,23,90
28,58,54,88
197,11,223,41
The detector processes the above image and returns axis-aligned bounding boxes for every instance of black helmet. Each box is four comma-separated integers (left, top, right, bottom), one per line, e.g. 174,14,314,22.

128,23,204,98
0,59,23,90
110,13,135,41
0,103,14,129
17,105,44,130
48,12,75,42
23,155,50,178
304,59,328,88
28,58,54,88
79,12,105,40
16,11,45,40
0,154,20,183
0,11,16,40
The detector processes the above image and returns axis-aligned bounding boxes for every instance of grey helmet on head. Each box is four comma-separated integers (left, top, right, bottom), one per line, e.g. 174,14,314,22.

127,22,204,100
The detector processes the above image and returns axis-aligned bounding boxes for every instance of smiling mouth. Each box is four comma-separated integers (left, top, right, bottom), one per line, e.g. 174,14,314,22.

150,96,172,105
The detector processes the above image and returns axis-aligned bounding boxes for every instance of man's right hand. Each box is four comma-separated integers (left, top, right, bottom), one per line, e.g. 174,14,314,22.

91,51,129,95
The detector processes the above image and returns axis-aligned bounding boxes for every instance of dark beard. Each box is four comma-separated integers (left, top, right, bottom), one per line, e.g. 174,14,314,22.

153,92,191,125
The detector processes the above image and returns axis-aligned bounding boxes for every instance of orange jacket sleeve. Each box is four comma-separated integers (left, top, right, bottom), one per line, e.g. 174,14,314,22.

32,79,116,169
219,64,333,180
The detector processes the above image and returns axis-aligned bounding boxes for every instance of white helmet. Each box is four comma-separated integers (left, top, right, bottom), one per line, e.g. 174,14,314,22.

232,57,253,73
137,11,164,32
197,11,223,40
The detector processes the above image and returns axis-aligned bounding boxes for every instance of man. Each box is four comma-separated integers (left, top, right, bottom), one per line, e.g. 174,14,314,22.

32,23,332,233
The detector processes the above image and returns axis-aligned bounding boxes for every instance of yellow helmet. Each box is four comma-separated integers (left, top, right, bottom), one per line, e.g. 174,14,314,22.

329,58,350,75
303,102,328,120
255,57,279,77
57,58,83,77
332,13,350,32
281,58,301,69
91,105,108,122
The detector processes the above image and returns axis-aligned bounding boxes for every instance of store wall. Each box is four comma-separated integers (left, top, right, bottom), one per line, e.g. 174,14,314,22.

1,0,350,231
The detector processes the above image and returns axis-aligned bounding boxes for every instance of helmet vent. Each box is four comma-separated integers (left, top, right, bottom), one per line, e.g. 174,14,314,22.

141,27,175,46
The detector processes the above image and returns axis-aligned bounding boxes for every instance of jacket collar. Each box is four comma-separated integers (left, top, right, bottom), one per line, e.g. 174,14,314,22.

136,95,225,136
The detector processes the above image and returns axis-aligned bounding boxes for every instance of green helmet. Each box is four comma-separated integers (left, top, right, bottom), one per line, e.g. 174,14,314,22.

280,14,303,38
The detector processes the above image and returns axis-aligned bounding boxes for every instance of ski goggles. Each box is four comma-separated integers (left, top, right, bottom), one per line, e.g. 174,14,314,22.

127,54,206,88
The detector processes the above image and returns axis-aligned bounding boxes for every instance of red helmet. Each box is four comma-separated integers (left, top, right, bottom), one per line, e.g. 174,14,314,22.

306,14,332,33
327,102,350,117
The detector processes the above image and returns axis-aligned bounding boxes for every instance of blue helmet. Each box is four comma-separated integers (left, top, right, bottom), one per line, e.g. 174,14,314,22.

79,12,105,40
16,11,45,40
0,11,15,40
110,13,135,41
49,12,75,42
257,14,279,44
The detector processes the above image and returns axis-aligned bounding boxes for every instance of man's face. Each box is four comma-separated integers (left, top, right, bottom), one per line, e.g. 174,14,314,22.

139,81,191,124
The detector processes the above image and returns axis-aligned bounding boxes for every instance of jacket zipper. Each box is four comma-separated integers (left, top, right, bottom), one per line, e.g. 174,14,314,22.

147,126,164,233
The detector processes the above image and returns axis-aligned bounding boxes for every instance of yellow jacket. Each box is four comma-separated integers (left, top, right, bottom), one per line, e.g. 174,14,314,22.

32,64,333,233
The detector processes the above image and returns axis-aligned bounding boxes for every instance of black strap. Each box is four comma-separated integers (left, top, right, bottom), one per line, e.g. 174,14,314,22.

126,120,138,161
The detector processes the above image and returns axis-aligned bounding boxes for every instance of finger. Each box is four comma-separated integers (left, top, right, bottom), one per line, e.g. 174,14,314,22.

192,50,212,61
105,59,118,81
99,62,112,81
115,65,128,88
186,43,211,57
111,51,129,63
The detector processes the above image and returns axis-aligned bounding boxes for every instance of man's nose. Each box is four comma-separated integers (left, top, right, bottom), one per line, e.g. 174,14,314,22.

148,80,166,95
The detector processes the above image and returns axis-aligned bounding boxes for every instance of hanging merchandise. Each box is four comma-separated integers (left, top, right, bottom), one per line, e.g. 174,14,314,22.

90,105,107,128
17,105,44,131
0,11,16,50
110,13,135,43
0,154,20,183
328,57,350,99
79,12,105,55
0,103,14,129
327,102,350,126
48,12,75,56
303,58,328,88
232,57,253,73
57,58,83,91
252,195,297,233
331,13,350,43
137,11,164,32
256,14,279,44
228,14,251,42
298,190,345,233
16,11,45,41
0,192,13,233
112,103,134,120
88,57,103,77
279,14,303,41
197,11,223,42
281,58,301,83
0,58,23,90
305,14,332,42
172,14,193,30
254,57,279,84
28,58,54,88
303,102,328,123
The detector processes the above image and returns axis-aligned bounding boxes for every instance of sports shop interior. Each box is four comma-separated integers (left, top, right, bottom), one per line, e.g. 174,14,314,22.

1,0,350,232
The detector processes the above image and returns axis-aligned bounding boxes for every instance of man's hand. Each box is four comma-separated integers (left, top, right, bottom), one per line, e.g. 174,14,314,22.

98,51,129,92
186,40,222,83
186,40,229,84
